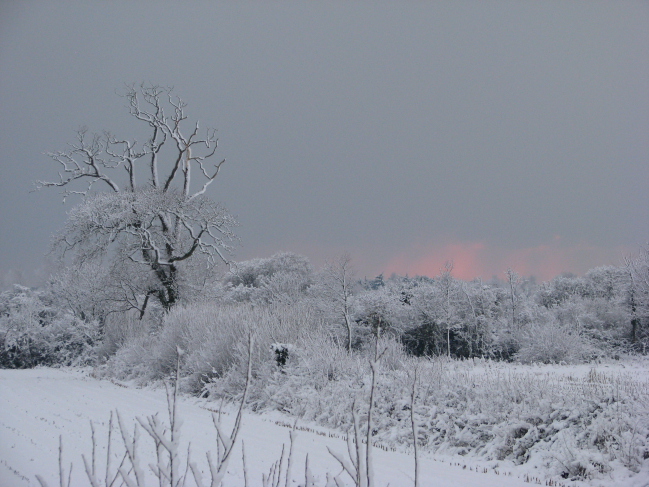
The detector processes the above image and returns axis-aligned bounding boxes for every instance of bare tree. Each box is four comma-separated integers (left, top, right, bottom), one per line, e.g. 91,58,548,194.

625,245,649,347
438,261,459,357
315,254,356,351
38,84,238,315
505,267,521,329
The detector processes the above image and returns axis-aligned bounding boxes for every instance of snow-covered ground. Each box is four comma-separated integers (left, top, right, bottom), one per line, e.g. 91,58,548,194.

1,367,647,487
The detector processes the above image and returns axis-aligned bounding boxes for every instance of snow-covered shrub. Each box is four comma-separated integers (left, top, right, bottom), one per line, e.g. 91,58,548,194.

225,334,369,420
48,263,114,323
95,311,152,360
127,300,325,391
46,314,101,366
354,283,413,336
207,333,406,429
222,252,313,304
102,332,156,380
148,309,194,379
378,334,407,371
515,319,595,364
177,303,260,386
0,284,100,368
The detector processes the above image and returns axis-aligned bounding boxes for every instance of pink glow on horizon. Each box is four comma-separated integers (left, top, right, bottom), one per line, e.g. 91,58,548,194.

232,238,630,283
383,239,629,281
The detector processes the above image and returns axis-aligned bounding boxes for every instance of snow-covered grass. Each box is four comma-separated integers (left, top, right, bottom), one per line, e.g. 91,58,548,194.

2,358,648,486
205,349,649,485
420,359,649,480
2,367,549,487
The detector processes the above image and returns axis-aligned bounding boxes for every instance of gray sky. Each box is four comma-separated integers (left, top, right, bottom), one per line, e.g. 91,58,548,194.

1,1,647,285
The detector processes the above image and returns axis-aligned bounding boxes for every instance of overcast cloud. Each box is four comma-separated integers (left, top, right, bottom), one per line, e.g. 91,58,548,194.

1,1,647,285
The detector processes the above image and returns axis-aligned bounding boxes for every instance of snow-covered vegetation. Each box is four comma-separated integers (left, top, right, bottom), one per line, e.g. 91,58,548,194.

2,248,649,485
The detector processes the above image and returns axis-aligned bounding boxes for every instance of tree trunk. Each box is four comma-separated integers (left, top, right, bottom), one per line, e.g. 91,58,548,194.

343,312,352,352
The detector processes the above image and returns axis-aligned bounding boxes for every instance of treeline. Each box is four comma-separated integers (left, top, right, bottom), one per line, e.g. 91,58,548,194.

1,247,647,370
214,252,647,363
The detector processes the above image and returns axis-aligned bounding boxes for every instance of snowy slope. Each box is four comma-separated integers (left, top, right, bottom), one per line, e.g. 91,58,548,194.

0,367,553,487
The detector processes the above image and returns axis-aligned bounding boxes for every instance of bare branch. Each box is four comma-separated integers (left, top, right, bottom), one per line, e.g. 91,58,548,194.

38,129,121,195
189,158,226,201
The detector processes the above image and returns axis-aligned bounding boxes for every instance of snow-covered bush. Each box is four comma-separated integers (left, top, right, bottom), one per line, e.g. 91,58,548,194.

0,285,100,368
515,319,596,364
46,314,101,366
102,332,156,380
102,300,325,390
222,252,313,304
95,311,153,360
354,281,414,336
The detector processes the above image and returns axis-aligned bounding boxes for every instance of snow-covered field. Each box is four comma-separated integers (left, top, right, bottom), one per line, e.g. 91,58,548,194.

1,366,648,487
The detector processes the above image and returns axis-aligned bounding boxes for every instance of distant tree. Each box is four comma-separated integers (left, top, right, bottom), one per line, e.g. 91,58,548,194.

38,84,237,316
224,252,313,304
626,246,649,347
584,266,627,301
456,280,491,357
313,253,356,351
537,275,592,309
505,268,522,329
405,263,463,358
363,273,385,291
438,262,461,357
